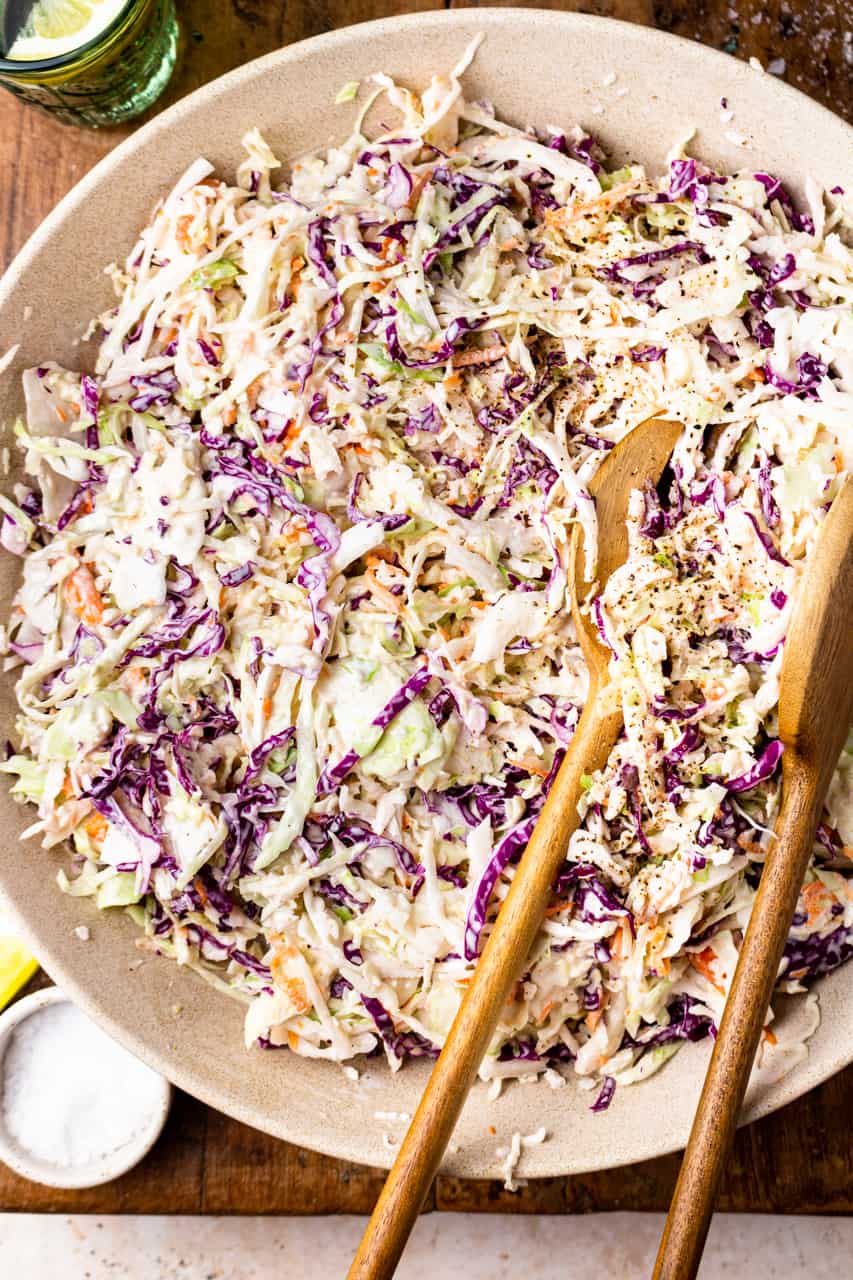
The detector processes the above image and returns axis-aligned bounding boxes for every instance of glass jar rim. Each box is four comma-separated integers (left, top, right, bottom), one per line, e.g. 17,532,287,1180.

0,0,138,74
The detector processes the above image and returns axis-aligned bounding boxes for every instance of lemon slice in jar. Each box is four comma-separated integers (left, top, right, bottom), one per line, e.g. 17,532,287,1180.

8,0,128,62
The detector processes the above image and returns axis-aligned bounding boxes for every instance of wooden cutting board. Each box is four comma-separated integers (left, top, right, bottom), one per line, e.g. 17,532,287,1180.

1,0,850,1216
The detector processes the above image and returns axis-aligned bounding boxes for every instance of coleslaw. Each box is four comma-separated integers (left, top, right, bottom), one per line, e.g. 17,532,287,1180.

1,45,851,1103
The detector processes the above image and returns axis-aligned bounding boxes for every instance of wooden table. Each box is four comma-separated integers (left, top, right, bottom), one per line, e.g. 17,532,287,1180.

1,0,851,1217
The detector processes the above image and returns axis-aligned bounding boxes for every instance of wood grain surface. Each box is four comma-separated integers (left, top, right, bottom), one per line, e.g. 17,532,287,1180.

1,0,851,1218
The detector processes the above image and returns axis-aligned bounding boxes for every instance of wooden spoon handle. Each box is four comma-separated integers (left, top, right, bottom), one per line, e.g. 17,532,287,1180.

348,682,624,1280
653,756,824,1280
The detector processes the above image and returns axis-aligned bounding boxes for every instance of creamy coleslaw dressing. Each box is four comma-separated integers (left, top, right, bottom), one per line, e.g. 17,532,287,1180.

0,49,851,1105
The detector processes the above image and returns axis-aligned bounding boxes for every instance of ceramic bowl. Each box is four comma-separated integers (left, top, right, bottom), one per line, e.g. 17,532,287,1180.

0,987,171,1188
0,10,850,1177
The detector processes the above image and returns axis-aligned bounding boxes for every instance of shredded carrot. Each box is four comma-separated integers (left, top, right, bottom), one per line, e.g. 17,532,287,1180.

689,946,725,994
537,1000,555,1025
451,344,505,370
585,1009,603,1033
366,548,396,567
262,697,273,722
505,980,521,1006
406,169,432,209
55,406,68,423
277,975,311,1013
365,565,404,615
543,900,569,917
175,215,194,250
281,521,307,545
83,811,109,844
64,565,104,625
763,1027,777,1046
802,880,835,924
507,756,550,779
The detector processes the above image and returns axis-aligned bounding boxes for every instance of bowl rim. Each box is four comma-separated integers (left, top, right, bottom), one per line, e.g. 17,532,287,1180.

0,8,851,1178
0,986,172,1189
2,8,850,286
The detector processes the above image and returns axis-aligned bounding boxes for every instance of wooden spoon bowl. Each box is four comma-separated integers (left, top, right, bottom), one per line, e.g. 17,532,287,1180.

349,416,683,1279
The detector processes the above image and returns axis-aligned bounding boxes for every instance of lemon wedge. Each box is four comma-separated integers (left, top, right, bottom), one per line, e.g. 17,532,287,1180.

0,935,38,1012
8,0,127,62
32,0,93,41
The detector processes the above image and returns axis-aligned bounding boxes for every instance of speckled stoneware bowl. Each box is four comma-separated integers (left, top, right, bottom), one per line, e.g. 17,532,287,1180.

0,10,850,1178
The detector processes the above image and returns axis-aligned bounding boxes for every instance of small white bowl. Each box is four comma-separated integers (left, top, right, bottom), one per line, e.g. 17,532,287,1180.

0,986,171,1189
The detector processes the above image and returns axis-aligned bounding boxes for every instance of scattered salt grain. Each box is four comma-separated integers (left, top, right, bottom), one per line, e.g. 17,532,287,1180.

719,107,735,124
590,103,604,116
767,58,786,76
601,71,617,87
374,1110,411,1123
72,925,90,941
1,1001,164,1168
342,1064,360,1082
543,1068,566,1090
725,130,749,148
749,56,765,73
487,1077,503,1102
615,88,628,98
381,1132,398,1150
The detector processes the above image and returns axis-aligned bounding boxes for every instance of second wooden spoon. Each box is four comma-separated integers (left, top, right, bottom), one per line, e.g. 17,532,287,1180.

348,414,683,1280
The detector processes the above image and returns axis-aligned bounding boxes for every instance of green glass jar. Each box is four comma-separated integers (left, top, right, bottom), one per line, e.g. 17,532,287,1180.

0,0,179,127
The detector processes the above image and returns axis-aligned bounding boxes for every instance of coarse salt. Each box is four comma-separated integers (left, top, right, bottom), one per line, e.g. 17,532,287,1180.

2,1001,164,1168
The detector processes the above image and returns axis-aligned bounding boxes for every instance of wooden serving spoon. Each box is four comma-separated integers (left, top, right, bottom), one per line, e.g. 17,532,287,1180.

653,473,853,1279
348,414,683,1280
